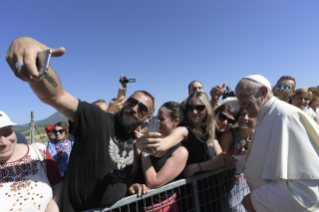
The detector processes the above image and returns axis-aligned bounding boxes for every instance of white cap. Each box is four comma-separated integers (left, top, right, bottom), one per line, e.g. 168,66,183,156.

0,111,17,129
243,74,272,90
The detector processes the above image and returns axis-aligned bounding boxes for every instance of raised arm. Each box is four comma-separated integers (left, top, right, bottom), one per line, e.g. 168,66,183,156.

135,126,188,153
6,37,78,121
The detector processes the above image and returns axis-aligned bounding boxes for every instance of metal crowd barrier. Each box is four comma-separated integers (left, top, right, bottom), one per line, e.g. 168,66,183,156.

84,167,250,212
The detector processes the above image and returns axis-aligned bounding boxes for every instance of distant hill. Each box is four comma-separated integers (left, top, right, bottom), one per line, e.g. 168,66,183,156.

17,111,68,129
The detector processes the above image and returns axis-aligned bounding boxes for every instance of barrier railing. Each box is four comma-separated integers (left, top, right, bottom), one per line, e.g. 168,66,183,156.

84,167,250,212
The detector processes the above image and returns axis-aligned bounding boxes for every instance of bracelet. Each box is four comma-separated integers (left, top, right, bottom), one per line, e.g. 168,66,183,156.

197,162,202,172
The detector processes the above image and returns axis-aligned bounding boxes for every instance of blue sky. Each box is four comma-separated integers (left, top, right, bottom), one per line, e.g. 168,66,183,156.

1,0,319,124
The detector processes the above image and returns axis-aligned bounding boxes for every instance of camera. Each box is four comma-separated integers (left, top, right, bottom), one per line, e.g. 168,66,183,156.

120,77,136,84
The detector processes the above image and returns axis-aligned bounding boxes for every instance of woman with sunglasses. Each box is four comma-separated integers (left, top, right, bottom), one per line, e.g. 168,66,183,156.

133,101,188,212
136,92,233,211
0,111,63,212
218,107,256,211
137,92,229,176
291,88,319,124
214,104,237,139
45,122,74,179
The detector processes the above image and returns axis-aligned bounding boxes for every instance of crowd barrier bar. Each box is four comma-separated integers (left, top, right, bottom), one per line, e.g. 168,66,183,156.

84,167,250,212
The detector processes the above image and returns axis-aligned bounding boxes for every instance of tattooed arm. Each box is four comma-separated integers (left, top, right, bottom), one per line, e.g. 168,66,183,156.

29,66,78,121
6,37,78,121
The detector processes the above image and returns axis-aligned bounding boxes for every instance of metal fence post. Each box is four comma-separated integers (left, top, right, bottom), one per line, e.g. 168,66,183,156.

192,180,201,212
30,111,35,144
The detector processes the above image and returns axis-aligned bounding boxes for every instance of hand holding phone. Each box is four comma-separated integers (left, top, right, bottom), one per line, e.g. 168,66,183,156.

36,49,52,75
117,88,127,99
143,119,160,157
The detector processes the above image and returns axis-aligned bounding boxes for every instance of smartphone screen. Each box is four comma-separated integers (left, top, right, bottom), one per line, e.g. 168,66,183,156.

36,49,52,75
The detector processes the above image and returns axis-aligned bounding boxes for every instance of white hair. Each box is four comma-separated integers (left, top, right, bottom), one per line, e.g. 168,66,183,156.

246,79,273,94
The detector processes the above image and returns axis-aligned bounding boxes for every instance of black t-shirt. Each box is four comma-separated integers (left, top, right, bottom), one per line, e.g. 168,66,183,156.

182,126,215,165
61,101,135,212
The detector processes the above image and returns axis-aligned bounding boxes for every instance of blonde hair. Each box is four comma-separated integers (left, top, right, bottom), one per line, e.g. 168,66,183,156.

292,88,313,101
308,87,319,104
186,91,215,145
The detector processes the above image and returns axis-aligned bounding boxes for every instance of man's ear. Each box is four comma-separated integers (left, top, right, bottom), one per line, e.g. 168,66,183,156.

291,90,296,96
260,86,268,98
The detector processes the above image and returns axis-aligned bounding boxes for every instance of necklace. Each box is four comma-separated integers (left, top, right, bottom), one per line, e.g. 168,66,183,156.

54,138,68,158
242,99,277,170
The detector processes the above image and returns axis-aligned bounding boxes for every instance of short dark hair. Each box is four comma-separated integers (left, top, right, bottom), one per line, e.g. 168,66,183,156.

278,76,296,89
92,99,106,105
161,101,185,126
131,90,155,111
188,80,203,92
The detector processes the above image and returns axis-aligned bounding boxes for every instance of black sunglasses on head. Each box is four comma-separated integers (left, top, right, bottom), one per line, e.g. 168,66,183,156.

218,112,236,125
125,97,150,115
53,129,65,134
186,104,206,113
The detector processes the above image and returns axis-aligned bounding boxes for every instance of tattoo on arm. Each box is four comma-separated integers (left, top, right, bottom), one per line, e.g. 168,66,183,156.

63,109,75,119
44,73,58,88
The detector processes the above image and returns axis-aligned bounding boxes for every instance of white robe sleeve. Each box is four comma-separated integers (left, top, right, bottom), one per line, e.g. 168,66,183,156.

250,179,319,212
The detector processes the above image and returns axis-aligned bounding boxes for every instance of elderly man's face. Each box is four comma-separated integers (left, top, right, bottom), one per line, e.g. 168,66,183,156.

235,79,265,118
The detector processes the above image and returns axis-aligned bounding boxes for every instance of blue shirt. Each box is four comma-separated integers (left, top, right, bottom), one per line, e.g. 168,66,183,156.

44,139,74,176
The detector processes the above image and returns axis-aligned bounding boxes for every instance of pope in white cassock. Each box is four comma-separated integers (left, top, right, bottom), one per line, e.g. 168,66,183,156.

235,74,319,212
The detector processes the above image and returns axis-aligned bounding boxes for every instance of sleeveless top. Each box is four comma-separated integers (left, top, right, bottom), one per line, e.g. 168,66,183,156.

182,126,215,165
138,143,182,185
137,143,182,205
227,128,245,155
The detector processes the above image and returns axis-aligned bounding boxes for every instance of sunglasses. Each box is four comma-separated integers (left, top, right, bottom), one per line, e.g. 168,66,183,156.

218,112,236,125
275,83,290,91
186,104,206,113
53,129,65,134
125,98,150,115
0,126,14,137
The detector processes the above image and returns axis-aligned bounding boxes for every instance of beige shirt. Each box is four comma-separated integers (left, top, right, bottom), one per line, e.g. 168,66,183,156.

243,97,319,212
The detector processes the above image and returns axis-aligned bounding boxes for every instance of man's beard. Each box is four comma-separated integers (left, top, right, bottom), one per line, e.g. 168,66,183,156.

118,109,145,131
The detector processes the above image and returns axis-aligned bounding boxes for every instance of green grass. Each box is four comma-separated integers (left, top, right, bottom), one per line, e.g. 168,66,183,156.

14,125,49,144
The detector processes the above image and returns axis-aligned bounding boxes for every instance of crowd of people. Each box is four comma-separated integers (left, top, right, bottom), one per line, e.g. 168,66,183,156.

1,37,319,212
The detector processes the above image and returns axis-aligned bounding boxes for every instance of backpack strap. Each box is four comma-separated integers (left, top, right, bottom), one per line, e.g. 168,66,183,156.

31,143,47,176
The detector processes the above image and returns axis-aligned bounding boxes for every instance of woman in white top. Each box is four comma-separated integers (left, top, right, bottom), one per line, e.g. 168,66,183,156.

0,111,63,212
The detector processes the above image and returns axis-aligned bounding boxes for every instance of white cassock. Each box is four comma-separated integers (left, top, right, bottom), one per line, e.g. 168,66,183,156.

242,97,319,212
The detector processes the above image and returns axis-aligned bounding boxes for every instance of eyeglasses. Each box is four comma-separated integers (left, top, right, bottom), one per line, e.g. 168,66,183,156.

0,126,14,137
53,129,65,134
186,104,206,113
125,98,150,116
218,112,236,125
275,83,290,91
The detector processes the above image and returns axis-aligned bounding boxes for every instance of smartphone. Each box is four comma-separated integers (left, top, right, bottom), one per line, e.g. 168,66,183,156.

36,49,52,75
143,119,160,157
117,88,127,98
